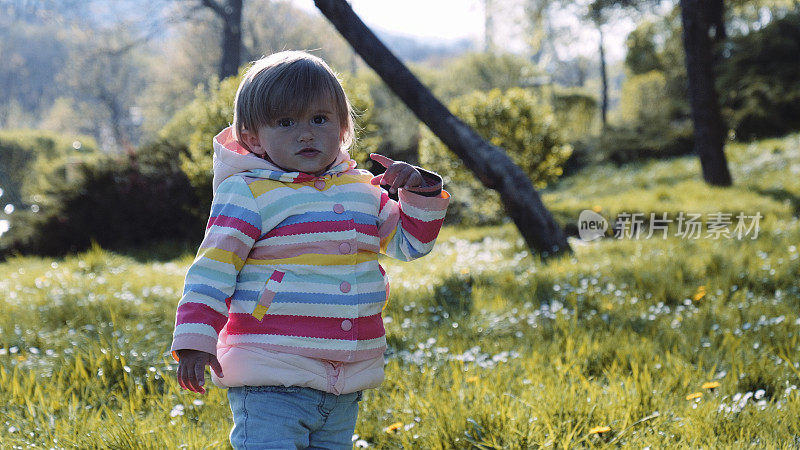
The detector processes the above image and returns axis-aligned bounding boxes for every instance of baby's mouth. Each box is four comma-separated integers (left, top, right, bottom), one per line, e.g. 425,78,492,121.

298,148,320,157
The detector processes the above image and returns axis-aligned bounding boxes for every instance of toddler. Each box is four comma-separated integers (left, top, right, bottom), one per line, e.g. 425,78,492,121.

171,50,449,449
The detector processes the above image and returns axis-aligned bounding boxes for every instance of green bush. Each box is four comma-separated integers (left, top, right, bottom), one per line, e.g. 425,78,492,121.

718,11,800,140
598,121,695,165
619,71,670,125
1,140,201,257
419,88,572,226
0,129,98,207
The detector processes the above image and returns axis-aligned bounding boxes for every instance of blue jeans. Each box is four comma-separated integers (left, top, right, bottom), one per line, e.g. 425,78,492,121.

227,385,363,449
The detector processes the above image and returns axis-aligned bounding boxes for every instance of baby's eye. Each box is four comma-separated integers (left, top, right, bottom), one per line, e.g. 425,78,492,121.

277,118,294,127
312,115,328,125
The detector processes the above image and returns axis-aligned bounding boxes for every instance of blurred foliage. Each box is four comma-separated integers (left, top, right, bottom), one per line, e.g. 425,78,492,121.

420,52,544,103
624,6,800,143
0,129,98,208
1,140,201,257
160,73,240,218
619,71,669,125
420,88,572,226
596,122,695,165
717,10,800,140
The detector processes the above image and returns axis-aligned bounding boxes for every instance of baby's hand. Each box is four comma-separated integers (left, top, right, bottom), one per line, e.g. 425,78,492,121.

369,153,424,194
176,349,224,394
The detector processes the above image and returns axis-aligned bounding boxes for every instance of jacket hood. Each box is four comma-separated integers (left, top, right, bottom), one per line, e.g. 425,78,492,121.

212,126,354,191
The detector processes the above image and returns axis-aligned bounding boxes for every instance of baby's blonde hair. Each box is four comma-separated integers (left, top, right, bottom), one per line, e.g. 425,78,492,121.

232,51,355,152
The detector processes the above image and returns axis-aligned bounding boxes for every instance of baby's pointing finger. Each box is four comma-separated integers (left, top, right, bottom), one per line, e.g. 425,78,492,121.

369,153,395,169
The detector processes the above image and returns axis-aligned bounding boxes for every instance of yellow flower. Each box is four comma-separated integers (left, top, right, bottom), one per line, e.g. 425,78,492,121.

692,286,707,302
702,381,720,390
465,376,479,383
592,205,603,213
461,268,470,275
589,426,611,434
686,392,703,400
385,422,403,433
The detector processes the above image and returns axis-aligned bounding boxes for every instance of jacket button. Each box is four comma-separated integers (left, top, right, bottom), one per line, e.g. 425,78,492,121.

340,281,351,293
333,203,344,214
339,242,351,254
340,319,352,331
314,179,326,190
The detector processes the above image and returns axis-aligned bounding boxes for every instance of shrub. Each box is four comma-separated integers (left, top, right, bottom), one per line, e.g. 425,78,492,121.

619,71,670,125
718,11,800,140
0,129,98,207
598,121,695,165
0,140,201,257
419,88,572,226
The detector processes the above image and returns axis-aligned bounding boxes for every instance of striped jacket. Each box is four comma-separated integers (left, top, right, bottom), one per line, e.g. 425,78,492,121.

171,128,449,383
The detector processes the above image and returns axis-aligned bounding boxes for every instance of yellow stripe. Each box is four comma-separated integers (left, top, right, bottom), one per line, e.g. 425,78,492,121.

249,174,372,197
198,247,245,271
249,250,377,266
252,305,268,320
380,228,397,254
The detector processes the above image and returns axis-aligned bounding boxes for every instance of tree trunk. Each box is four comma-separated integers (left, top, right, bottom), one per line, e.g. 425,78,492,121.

598,25,608,127
202,0,243,80
315,0,571,257
679,0,732,186
220,0,242,79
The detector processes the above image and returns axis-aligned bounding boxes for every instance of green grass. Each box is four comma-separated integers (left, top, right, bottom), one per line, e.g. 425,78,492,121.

2,134,800,448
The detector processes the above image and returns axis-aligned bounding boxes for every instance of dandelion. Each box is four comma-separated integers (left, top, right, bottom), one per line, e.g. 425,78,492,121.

385,422,403,434
592,205,602,213
466,376,479,383
692,286,707,302
686,392,703,400
589,426,611,435
702,381,720,391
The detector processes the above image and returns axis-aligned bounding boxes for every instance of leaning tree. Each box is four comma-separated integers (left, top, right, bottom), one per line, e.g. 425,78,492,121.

315,0,571,257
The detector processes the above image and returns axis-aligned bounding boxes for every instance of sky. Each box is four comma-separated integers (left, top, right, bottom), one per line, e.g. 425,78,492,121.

293,0,485,43
293,0,638,62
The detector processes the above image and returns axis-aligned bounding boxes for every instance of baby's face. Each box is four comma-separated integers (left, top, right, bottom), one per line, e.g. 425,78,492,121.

250,98,343,176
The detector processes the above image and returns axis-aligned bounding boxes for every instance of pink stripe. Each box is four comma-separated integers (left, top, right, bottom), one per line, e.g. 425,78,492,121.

227,313,385,341
270,270,285,282
200,231,252,256
207,215,260,240
266,220,353,238
221,342,386,362
176,302,227,330
379,190,390,212
251,240,346,259
400,214,444,244
354,222,378,236
378,208,400,239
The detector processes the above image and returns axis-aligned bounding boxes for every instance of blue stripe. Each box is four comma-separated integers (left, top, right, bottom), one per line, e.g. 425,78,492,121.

281,271,383,285
189,265,234,283
273,291,386,305
264,191,375,218
184,283,229,302
210,203,261,226
273,210,377,230
231,289,260,302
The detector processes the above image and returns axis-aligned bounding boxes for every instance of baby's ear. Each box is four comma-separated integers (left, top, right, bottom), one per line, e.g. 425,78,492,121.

241,129,265,155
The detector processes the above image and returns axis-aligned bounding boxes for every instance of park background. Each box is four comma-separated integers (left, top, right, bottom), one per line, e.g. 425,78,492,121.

1,0,800,447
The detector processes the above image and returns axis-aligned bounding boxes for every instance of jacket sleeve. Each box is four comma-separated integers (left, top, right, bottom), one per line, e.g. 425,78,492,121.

377,170,449,261
171,176,261,360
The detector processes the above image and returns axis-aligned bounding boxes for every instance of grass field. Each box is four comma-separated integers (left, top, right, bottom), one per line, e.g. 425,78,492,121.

1,134,799,448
